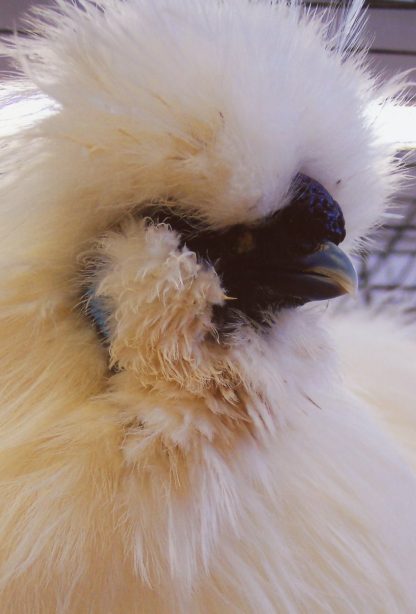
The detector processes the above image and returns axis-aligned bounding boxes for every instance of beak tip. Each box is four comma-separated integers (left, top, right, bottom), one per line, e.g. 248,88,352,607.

297,241,359,302
341,269,359,298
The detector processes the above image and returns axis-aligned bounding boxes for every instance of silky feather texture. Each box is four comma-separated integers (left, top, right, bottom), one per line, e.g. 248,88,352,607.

330,311,416,471
0,1,416,612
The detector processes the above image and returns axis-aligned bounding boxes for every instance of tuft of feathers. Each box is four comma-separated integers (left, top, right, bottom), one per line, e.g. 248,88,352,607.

0,1,416,612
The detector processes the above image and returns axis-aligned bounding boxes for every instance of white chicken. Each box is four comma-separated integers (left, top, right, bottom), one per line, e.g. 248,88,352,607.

0,1,415,612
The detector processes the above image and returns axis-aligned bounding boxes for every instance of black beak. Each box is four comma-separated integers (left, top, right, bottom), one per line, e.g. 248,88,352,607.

272,241,358,303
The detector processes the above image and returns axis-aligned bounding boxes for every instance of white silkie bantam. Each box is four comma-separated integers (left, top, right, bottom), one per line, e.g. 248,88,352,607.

0,1,415,612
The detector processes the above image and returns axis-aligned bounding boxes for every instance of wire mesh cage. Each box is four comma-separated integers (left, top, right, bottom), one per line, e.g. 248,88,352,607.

354,155,416,313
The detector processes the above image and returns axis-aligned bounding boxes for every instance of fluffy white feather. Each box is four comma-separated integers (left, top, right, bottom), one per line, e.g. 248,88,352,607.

0,1,415,612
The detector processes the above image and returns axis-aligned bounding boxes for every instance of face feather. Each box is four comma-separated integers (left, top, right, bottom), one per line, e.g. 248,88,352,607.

0,0,404,366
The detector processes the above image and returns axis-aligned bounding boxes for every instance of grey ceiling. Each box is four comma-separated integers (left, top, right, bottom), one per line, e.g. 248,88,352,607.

1,0,51,30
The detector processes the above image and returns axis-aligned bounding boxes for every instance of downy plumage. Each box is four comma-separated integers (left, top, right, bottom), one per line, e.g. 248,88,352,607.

0,1,415,612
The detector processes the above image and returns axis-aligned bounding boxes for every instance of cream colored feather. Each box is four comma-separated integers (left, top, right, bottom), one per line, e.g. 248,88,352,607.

0,1,415,612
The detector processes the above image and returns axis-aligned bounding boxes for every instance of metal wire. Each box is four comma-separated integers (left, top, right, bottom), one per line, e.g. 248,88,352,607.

355,167,416,312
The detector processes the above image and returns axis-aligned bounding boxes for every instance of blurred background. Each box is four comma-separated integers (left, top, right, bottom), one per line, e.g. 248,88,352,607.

1,0,416,312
